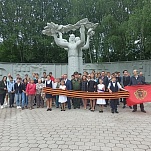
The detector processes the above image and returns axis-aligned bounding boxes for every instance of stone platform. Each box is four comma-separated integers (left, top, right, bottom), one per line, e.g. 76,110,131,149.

0,103,151,151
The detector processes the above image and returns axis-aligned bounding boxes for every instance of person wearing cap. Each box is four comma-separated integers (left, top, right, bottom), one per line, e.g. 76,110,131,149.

108,76,127,113
71,72,81,109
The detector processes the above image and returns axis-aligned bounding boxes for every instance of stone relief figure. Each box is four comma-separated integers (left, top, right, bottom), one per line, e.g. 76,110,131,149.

42,18,98,77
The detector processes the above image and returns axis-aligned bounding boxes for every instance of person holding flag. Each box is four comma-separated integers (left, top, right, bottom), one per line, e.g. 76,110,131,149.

129,69,146,113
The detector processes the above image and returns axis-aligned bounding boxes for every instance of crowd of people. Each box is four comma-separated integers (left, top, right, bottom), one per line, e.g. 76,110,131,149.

0,69,147,113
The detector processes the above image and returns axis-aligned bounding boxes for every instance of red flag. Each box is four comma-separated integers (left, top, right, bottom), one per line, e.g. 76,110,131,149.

125,85,151,106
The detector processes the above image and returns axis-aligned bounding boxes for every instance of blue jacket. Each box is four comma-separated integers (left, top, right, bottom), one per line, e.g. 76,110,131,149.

129,75,145,85
65,79,72,90
7,81,15,93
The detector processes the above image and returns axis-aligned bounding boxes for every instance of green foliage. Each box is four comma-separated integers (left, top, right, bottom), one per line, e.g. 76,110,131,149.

0,0,151,63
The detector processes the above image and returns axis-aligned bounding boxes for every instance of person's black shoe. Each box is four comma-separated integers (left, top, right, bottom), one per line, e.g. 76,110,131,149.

129,106,132,109
111,110,114,113
74,107,76,109
9,106,12,108
99,110,103,113
132,109,137,112
49,108,52,111
47,108,49,111
141,110,146,113
56,106,59,108
122,105,126,109
115,111,119,113
61,109,63,111
12,105,14,107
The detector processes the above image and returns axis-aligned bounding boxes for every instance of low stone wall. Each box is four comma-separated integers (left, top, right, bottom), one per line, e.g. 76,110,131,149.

0,60,151,82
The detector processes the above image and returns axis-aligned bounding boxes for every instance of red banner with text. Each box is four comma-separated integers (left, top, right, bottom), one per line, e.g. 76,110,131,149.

125,85,151,106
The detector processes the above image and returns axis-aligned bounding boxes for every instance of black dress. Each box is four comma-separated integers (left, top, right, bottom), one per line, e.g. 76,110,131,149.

45,80,53,99
88,79,96,92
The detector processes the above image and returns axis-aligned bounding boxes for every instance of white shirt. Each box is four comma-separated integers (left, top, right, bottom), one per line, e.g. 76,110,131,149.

108,81,122,89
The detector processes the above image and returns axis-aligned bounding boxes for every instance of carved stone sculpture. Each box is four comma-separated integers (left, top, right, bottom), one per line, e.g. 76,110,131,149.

42,18,98,77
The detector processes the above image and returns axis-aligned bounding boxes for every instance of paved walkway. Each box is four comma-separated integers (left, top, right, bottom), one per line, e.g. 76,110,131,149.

0,103,151,151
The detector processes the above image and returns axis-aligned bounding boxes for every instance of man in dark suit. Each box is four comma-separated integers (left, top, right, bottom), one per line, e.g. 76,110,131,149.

98,71,109,106
122,70,131,108
130,69,146,113
63,74,72,109
139,71,145,84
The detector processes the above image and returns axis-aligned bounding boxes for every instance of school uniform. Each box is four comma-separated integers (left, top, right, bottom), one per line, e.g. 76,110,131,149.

97,84,106,105
88,79,96,92
98,76,109,105
45,80,53,99
58,85,67,103
108,81,122,113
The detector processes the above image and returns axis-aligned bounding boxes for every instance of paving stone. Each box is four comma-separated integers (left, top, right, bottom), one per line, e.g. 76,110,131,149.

38,144,48,148
19,147,30,151
0,103,151,151
0,147,10,151
29,148,40,151
40,149,50,151
9,147,20,151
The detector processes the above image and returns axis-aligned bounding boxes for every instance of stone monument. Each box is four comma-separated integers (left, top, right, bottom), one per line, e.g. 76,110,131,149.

42,18,98,77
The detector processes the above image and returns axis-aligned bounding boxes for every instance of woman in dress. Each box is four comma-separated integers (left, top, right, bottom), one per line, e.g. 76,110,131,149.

58,80,67,111
97,79,106,113
87,73,97,112
81,75,88,109
45,75,53,111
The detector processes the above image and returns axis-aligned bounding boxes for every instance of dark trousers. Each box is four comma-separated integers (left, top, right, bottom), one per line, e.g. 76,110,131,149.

133,103,144,111
73,98,80,108
110,99,118,111
0,93,6,105
67,97,71,109
123,98,126,106
105,99,109,105
9,93,15,107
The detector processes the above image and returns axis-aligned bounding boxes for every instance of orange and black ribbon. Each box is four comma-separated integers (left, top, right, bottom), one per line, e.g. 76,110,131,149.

43,88,129,99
